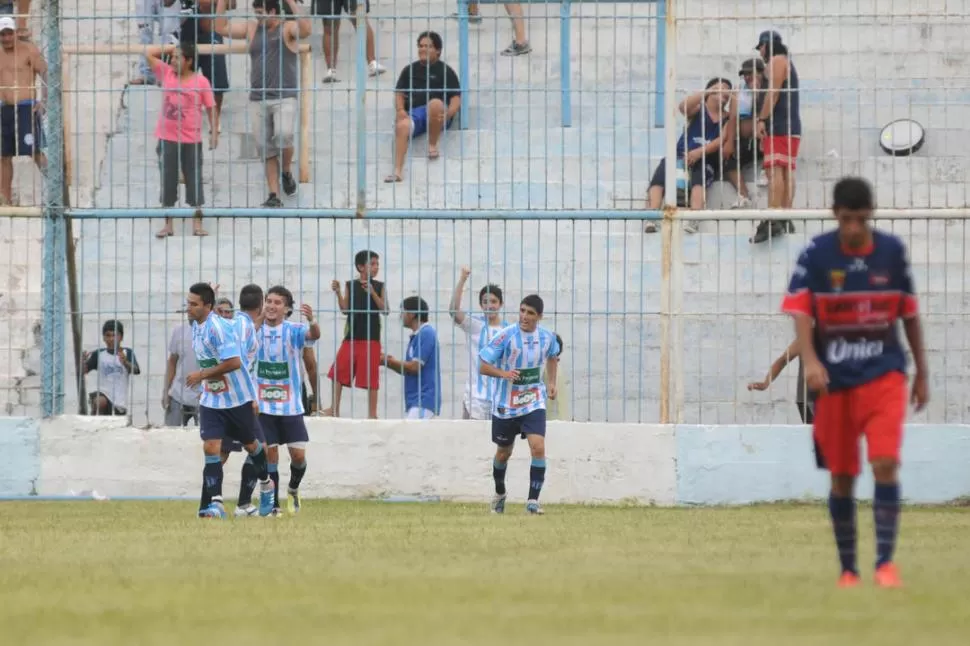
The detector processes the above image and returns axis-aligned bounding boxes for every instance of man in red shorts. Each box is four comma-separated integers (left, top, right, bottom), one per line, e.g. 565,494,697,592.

751,30,800,244
323,249,387,418
781,176,928,589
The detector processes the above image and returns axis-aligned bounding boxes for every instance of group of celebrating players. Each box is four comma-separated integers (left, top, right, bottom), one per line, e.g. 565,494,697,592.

181,174,930,585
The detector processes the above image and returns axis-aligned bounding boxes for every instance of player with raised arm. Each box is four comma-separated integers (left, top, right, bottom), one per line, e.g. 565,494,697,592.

479,294,560,515
781,177,928,588
184,282,275,519
256,285,320,515
449,266,508,420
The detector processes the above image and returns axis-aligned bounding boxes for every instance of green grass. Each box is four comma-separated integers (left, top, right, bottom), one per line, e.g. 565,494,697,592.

2,501,969,645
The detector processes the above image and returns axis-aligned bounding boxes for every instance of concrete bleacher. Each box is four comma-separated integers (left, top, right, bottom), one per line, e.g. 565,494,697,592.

3,0,970,424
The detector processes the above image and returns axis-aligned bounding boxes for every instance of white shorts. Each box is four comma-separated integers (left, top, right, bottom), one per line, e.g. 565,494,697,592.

406,407,436,420
462,396,492,420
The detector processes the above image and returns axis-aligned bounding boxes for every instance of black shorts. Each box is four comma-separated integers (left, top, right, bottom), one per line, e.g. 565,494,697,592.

491,409,546,447
724,139,757,174
648,156,723,192
200,403,263,449
260,414,310,446
1,102,44,157
313,0,369,17
89,391,126,416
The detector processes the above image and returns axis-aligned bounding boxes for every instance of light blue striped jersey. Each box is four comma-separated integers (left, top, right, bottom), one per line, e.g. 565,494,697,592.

255,320,309,416
230,311,259,376
457,315,508,408
192,312,257,409
479,324,561,419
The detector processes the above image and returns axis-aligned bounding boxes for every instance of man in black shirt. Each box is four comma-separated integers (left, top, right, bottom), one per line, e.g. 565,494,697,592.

385,31,461,183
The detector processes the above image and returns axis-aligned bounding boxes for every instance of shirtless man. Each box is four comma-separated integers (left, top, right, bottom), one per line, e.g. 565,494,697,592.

0,16,46,206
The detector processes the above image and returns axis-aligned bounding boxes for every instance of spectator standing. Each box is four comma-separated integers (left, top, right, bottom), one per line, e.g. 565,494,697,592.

215,0,311,208
382,296,442,420
312,0,385,83
323,249,387,418
83,320,142,417
451,4,530,56
178,0,231,131
215,296,234,318
163,317,201,426
0,17,46,206
146,42,216,238
723,57,766,211
752,30,801,243
132,0,183,85
385,31,461,183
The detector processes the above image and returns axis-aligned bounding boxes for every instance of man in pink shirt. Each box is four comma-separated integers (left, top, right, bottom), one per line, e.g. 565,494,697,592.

146,42,217,238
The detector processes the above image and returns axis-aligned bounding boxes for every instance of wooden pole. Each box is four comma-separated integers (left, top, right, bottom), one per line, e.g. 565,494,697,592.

299,50,311,184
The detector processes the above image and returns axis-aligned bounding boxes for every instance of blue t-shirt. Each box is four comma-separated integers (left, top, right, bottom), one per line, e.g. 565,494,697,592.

781,229,918,392
676,105,725,156
404,323,441,414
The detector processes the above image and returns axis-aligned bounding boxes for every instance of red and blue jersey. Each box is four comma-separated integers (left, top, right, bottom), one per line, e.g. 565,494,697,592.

781,229,918,392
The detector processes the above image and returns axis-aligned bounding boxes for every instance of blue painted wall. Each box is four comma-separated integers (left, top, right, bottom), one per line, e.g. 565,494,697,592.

0,418,39,496
676,425,970,505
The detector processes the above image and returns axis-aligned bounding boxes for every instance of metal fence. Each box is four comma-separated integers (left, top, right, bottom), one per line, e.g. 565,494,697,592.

1,0,968,423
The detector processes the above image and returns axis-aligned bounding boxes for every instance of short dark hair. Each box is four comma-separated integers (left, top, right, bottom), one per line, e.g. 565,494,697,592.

102,319,124,337
479,283,503,306
401,296,430,323
521,294,544,316
190,282,215,306
179,41,196,65
253,0,281,14
705,77,732,90
832,177,874,211
267,285,294,309
238,284,264,311
418,30,443,52
354,249,378,270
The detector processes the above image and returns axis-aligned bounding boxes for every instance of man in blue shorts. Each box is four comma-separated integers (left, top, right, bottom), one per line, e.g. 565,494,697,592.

257,285,320,515
185,282,275,519
385,30,461,183
479,294,560,515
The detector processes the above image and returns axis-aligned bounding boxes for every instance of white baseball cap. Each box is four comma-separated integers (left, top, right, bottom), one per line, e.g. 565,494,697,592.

0,17,15,32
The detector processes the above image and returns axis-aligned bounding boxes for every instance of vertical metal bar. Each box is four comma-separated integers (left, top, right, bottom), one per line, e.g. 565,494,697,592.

355,2,367,215
654,0,666,128
457,0,470,130
42,0,65,416
560,1,571,127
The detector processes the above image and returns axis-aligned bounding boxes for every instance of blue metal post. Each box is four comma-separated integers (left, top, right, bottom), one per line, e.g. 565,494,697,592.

355,3,367,214
42,0,65,416
458,0,470,130
560,1,571,127
654,0,667,128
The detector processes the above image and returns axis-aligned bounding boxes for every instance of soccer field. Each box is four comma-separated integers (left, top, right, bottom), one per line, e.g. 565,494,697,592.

2,501,968,645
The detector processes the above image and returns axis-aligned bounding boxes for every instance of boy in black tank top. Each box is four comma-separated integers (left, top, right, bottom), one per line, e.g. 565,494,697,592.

323,250,388,418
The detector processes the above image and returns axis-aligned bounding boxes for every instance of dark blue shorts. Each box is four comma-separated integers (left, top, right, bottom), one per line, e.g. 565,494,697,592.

260,414,310,446
491,409,546,447
410,104,454,138
1,102,44,157
199,403,263,452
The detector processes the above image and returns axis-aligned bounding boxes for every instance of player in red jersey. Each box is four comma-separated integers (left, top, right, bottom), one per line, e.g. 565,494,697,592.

781,176,928,588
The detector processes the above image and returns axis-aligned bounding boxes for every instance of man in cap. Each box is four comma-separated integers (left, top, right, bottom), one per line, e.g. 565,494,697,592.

751,29,801,244
723,57,767,210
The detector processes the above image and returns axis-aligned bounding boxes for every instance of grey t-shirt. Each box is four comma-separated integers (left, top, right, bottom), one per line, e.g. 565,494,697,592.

168,323,201,406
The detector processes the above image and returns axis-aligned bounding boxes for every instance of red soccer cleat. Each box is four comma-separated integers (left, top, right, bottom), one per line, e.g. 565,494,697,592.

875,563,903,588
837,571,861,588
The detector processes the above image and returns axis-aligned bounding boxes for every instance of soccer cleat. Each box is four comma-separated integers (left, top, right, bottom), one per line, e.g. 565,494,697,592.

875,563,903,588
234,504,258,517
287,488,301,514
200,502,226,519
258,482,275,517
526,499,544,515
837,571,861,588
490,494,506,514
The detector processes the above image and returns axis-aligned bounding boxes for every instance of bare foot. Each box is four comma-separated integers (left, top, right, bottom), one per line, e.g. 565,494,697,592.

428,147,440,160
193,228,209,237
156,227,174,239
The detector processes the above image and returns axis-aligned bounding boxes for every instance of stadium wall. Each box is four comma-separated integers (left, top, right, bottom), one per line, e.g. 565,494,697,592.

2,417,970,505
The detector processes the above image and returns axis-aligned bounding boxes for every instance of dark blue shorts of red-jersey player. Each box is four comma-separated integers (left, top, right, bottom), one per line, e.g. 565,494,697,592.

780,229,919,477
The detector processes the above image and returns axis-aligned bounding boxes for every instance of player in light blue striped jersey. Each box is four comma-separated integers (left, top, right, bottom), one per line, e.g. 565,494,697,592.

185,282,274,519
479,294,560,516
218,283,268,517
449,266,508,420
257,285,320,515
